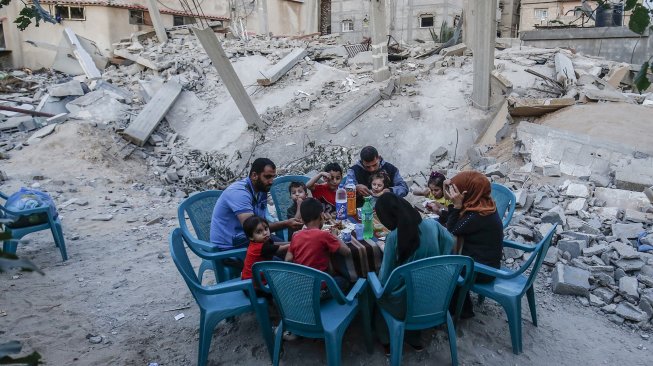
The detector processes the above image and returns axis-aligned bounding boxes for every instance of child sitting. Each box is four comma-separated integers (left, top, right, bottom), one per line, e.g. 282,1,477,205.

286,198,351,295
369,171,392,207
241,216,289,296
306,162,343,215
286,181,308,239
415,172,452,213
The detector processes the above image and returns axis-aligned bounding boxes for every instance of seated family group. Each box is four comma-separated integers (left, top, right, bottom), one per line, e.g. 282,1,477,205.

209,145,504,350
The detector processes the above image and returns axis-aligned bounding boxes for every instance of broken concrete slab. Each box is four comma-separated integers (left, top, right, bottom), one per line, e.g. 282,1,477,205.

66,90,128,125
594,188,651,211
565,183,589,198
63,28,102,80
48,80,84,97
327,89,381,134
611,223,645,239
123,81,182,146
257,48,308,86
408,102,421,119
507,96,575,117
113,48,163,71
26,124,57,144
614,164,653,192
440,43,467,57
619,276,640,302
558,239,586,259
604,63,630,88
543,246,560,266
552,263,590,297
477,100,510,146
615,302,648,322
584,88,631,103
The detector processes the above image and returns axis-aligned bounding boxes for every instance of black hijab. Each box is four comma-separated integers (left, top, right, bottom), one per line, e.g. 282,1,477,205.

375,193,423,264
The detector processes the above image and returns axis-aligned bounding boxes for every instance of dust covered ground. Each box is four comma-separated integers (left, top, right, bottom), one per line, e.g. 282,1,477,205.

0,122,650,365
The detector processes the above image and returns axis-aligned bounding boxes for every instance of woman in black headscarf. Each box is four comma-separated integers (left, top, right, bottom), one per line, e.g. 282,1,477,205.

374,193,454,352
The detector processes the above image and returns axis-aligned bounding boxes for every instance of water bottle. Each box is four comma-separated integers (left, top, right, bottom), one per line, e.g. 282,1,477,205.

361,196,374,240
335,182,347,221
345,174,357,217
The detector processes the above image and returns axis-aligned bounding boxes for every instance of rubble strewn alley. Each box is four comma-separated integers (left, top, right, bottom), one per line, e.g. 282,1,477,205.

1,1,653,365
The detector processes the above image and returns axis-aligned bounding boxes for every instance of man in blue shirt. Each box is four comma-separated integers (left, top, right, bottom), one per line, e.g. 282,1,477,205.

210,158,302,249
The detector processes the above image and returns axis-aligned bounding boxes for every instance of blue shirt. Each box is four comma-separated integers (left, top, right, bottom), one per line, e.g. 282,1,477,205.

210,178,268,249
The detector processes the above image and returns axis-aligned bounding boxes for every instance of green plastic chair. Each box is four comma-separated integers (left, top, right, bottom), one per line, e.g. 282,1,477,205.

1,191,67,261
368,255,474,366
491,183,516,229
471,224,557,354
177,190,243,283
269,175,310,240
252,261,372,366
169,228,273,366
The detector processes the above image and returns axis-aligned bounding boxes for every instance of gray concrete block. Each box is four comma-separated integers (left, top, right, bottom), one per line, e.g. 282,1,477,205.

618,276,640,302
615,165,653,192
614,258,645,272
552,263,590,297
612,241,641,259
543,164,561,177
583,243,610,257
565,183,589,198
615,302,649,322
566,198,587,212
593,287,616,303
541,206,567,226
611,223,645,239
558,239,587,259
543,246,560,266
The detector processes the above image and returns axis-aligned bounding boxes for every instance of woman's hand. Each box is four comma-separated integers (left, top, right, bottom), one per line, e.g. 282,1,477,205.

446,183,467,210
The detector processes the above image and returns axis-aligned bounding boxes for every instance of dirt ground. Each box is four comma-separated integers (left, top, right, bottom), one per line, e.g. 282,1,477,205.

1,122,651,365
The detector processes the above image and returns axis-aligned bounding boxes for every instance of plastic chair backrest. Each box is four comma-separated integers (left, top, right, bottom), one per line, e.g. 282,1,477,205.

491,183,516,228
252,261,343,334
384,256,473,325
270,176,310,222
177,190,222,242
522,224,557,294
169,228,204,303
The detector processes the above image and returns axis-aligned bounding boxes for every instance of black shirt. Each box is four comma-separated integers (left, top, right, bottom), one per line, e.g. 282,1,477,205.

446,208,504,269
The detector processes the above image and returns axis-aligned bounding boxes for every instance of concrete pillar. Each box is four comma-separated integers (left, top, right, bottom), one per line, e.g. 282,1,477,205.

369,0,390,82
471,0,497,110
146,0,168,43
258,0,269,35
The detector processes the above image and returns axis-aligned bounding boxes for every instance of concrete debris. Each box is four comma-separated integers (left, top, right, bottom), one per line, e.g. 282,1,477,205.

552,263,590,297
48,80,85,97
507,96,575,117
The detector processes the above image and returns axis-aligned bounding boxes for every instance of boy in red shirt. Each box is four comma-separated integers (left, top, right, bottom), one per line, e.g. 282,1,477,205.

286,198,351,295
306,162,343,215
241,216,289,297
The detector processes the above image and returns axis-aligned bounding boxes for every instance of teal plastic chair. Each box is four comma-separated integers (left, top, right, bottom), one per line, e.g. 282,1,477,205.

1,191,67,261
368,256,474,366
177,190,243,283
471,224,557,354
169,228,273,366
491,183,516,228
270,175,310,240
252,261,372,366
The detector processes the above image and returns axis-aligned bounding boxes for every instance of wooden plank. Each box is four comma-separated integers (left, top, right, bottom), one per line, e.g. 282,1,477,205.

113,48,161,71
257,48,308,86
507,96,575,117
63,28,101,80
123,81,182,146
192,27,266,131
328,90,381,134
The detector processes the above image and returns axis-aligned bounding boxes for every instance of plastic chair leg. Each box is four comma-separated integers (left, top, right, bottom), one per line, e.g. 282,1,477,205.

526,286,538,327
388,319,405,366
360,290,374,353
254,301,274,360
324,330,343,366
197,311,220,366
3,240,18,254
506,298,523,355
446,312,458,366
53,221,67,261
272,321,284,366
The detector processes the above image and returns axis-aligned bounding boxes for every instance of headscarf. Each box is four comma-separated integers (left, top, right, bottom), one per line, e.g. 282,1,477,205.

375,193,422,264
450,171,496,217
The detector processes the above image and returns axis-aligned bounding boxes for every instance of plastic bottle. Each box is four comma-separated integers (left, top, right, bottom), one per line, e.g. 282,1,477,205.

361,196,374,240
345,174,357,217
335,182,347,221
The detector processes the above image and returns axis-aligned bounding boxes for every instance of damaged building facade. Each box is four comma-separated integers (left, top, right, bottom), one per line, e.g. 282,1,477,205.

330,0,465,44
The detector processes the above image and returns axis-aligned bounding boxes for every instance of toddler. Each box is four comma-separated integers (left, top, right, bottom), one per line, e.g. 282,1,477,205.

415,172,452,213
306,162,343,214
286,198,351,296
241,216,289,296
286,181,308,239
369,171,391,207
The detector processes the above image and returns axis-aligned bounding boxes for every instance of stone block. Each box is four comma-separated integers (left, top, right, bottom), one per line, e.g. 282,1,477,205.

589,173,611,188
637,274,653,288
638,298,653,320
535,223,555,242
558,239,587,259
49,80,85,97
566,198,587,213
484,163,508,178
594,188,650,211
615,302,649,322
623,209,653,224
611,223,645,239
543,247,560,266
615,166,653,192
565,183,589,198
408,102,421,119
551,263,590,297
644,186,653,204
543,164,561,177
611,241,640,259
614,258,645,272
589,293,605,307
514,189,528,207
541,206,567,226
534,197,555,211
583,243,610,257
593,287,616,303
619,276,640,302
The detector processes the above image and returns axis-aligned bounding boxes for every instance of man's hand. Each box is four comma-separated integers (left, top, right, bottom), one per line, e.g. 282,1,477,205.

356,184,371,196
286,217,303,230
446,183,467,210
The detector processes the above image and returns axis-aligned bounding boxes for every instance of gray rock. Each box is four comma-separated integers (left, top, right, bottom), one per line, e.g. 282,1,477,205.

639,298,653,320
619,276,640,302
593,287,616,303
637,274,653,288
594,272,616,286
615,268,627,281
566,198,587,213
541,206,567,226
583,244,610,257
615,302,649,322
558,239,587,259
504,247,524,260
512,226,533,239
543,165,561,177
430,147,448,163
614,258,645,272
642,265,653,277
602,303,617,313
552,263,590,297
643,288,653,305
565,183,590,198
543,247,560,266
612,241,641,259
534,197,555,211
484,163,508,178
535,223,555,242
49,80,85,97
612,223,645,239
589,293,605,307
90,215,113,221
589,173,611,188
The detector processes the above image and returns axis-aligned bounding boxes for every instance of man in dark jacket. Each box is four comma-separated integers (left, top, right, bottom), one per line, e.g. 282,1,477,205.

346,146,408,206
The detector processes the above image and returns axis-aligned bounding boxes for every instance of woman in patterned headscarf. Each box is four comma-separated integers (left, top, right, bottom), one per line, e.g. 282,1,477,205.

445,171,504,318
